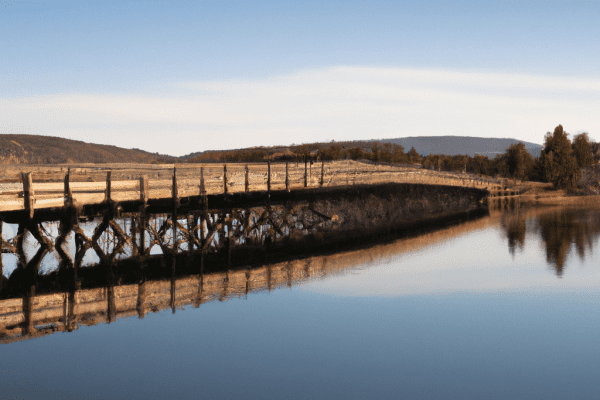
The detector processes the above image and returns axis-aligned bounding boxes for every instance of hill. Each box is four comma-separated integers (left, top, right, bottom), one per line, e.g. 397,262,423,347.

379,136,543,157
181,136,544,161
0,134,175,164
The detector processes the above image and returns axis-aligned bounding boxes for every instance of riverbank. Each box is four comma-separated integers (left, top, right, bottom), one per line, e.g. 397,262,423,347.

513,180,600,207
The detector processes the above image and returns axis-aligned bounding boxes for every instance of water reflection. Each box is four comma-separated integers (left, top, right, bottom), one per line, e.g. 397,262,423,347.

535,209,600,276
3,203,600,343
497,202,600,276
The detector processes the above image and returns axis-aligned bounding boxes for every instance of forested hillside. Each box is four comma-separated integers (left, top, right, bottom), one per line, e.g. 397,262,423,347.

0,134,174,164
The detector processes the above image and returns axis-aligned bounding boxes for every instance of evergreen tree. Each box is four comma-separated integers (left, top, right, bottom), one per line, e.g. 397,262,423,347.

407,147,422,164
506,142,534,180
539,125,580,189
572,132,594,168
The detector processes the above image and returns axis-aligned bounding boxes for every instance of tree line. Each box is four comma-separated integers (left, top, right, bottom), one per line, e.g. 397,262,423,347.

187,125,598,190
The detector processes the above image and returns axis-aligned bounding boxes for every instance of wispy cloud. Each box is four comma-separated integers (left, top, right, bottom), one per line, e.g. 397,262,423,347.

2,67,599,155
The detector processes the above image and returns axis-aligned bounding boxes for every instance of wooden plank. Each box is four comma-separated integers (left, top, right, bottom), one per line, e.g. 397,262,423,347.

245,164,249,193
285,162,289,192
21,172,34,219
139,176,148,205
64,169,73,206
105,171,112,202
172,168,178,202
304,157,308,187
320,162,324,187
267,160,271,194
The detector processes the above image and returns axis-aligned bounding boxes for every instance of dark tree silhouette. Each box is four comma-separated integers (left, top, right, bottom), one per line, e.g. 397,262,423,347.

572,132,594,168
539,125,580,189
407,147,422,164
506,142,534,180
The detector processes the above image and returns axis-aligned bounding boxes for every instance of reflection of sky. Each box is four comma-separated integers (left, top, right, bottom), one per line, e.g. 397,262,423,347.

303,218,600,297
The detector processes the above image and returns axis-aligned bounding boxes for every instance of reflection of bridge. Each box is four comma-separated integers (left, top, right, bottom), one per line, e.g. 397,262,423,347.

0,208,497,344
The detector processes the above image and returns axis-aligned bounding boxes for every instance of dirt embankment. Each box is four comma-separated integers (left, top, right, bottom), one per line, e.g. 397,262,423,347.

513,165,600,206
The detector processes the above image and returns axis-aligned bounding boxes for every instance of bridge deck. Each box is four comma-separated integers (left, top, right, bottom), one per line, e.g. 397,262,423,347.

0,160,512,213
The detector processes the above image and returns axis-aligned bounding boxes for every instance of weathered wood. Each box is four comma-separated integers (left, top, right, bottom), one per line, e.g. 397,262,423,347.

107,285,116,323
139,214,146,256
304,157,308,187
285,162,289,192
137,281,147,319
200,167,206,196
172,168,178,204
130,217,138,257
223,164,228,194
105,171,112,202
64,168,73,206
172,168,178,254
21,172,34,219
267,160,271,194
245,164,249,193
139,176,149,205
200,212,206,248
0,162,499,214
320,162,324,187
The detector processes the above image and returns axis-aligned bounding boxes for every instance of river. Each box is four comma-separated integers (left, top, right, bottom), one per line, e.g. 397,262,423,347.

2,204,600,399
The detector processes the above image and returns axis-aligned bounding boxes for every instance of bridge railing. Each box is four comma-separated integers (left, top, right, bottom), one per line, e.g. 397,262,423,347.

0,160,505,212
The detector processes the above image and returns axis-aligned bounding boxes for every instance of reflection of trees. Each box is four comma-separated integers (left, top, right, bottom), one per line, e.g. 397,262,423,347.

501,212,527,256
536,210,600,277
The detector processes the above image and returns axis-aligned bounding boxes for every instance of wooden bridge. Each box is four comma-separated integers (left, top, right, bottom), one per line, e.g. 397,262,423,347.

0,160,517,215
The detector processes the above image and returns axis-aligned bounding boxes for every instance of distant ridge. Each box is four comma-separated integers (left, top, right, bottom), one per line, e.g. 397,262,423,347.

380,136,543,157
0,134,174,164
0,134,545,165
180,136,544,160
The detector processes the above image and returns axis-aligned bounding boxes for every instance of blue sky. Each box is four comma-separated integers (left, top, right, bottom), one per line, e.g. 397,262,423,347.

1,0,599,155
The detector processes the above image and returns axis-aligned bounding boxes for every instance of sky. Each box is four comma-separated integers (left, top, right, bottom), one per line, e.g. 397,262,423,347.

1,0,599,156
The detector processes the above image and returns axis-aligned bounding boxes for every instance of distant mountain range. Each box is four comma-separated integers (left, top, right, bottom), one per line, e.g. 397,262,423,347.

380,136,543,157
0,134,543,164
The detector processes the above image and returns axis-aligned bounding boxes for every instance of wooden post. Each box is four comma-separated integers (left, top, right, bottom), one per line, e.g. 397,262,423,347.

245,164,249,193
223,164,228,194
130,217,138,257
137,280,147,319
267,160,271,195
133,174,145,205
172,168,178,202
64,168,73,207
21,172,34,219
23,286,36,334
200,212,206,248
227,213,232,269
304,156,308,187
200,167,206,197
172,168,178,254
107,285,116,323
105,171,112,202
285,162,289,192
320,162,324,187
139,214,146,256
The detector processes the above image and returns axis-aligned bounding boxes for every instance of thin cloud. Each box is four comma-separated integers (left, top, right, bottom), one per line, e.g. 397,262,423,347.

1,67,598,155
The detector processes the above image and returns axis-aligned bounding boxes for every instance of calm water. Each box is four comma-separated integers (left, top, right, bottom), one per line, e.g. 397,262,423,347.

3,205,600,399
